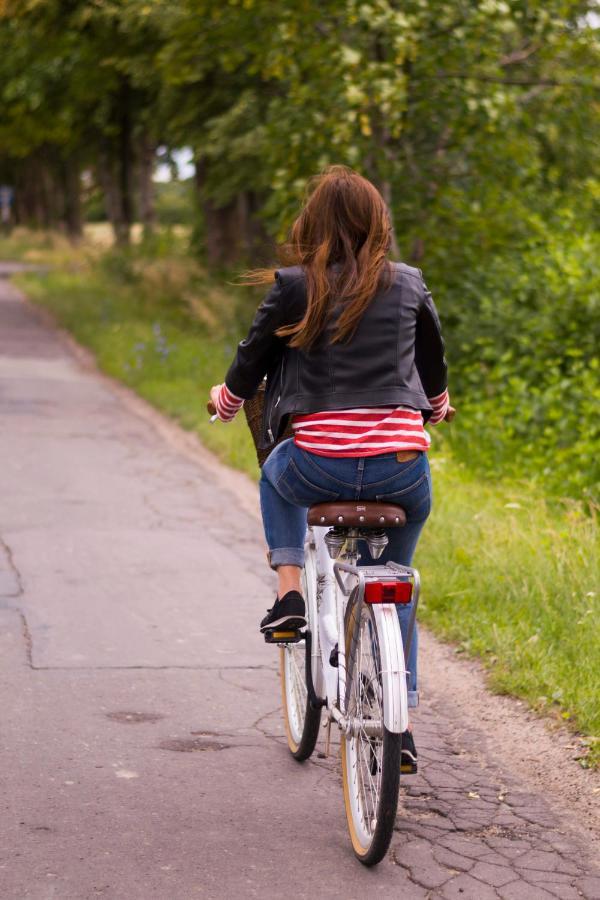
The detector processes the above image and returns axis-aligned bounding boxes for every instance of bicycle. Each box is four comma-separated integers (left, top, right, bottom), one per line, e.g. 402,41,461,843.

272,501,420,866
208,399,422,865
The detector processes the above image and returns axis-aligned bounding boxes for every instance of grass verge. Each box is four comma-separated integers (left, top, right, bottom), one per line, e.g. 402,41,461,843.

420,460,598,768
7,235,599,767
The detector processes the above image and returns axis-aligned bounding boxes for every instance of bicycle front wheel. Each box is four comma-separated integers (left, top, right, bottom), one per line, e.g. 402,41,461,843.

279,541,321,761
341,596,402,866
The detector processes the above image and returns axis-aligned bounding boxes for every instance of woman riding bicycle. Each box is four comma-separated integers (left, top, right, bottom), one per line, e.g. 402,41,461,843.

209,165,452,772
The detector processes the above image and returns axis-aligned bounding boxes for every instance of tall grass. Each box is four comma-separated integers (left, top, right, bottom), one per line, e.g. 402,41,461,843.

418,461,599,762
9,235,599,766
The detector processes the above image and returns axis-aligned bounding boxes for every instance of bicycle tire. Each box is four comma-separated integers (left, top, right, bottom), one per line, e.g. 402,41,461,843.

341,595,402,865
279,544,321,761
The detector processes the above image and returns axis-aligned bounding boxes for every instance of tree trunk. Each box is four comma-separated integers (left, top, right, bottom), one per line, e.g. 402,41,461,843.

378,180,400,258
138,132,156,238
28,156,48,228
367,33,401,259
13,166,30,225
96,80,136,247
97,144,128,244
194,156,242,267
61,155,83,240
207,200,241,266
240,190,273,263
8,152,67,230
117,78,133,246
194,156,273,266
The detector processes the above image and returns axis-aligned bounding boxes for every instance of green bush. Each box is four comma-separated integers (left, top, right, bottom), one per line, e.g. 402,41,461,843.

434,226,600,501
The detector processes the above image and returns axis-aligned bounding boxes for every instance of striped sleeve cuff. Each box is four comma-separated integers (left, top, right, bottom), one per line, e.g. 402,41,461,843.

216,384,245,422
427,389,450,425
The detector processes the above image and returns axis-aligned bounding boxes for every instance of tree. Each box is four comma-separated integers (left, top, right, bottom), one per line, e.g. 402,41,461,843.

0,0,166,243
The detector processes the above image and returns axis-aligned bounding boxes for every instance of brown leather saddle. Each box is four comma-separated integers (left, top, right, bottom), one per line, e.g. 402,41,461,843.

307,501,407,528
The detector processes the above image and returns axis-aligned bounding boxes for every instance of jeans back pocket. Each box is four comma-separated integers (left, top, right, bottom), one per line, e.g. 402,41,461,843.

277,458,340,507
375,472,431,519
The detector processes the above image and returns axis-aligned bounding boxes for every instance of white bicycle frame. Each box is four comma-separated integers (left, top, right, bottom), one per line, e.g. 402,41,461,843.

305,525,420,737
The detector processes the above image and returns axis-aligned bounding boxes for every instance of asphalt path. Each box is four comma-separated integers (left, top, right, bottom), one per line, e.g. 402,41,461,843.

1,267,598,899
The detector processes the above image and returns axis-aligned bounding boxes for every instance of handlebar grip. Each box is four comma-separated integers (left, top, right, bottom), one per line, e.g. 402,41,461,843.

207,401,217,415
444,406,456,423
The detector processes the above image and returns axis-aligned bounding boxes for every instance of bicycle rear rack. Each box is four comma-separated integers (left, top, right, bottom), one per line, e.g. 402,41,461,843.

334,560,421,664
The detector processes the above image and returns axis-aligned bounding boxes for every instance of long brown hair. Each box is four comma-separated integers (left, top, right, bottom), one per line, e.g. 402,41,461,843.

246,166,392,349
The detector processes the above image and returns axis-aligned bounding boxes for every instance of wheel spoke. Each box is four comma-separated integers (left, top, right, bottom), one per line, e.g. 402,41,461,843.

281,548,321,758
285,641,307,740
346,605,385,839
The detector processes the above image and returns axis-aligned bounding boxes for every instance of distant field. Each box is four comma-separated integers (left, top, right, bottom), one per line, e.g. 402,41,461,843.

0,223,192,256
4,231,598,768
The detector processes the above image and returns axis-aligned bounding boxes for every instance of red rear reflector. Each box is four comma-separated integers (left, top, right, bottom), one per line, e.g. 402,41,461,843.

364,581,412,605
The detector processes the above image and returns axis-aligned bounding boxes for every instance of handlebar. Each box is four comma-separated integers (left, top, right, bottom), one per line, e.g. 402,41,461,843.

208,396,454,424
207,400,218,423
444,405,456,423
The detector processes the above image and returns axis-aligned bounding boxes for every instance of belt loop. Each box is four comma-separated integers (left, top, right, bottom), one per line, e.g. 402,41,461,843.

355,457,365,499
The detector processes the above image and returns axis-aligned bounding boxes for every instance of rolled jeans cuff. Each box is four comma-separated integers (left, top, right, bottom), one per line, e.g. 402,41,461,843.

407,690,419,709
268,548,305,570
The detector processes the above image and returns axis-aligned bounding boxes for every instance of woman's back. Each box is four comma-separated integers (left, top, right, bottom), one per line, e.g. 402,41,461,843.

225,260,448,448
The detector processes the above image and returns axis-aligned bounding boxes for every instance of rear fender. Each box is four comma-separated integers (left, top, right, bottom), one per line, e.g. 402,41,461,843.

372,604,409,734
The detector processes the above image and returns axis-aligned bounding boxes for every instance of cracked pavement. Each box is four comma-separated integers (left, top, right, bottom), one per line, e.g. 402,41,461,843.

0,269,598,899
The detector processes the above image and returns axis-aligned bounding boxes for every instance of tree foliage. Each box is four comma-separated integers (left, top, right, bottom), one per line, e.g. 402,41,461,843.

0,0,598,497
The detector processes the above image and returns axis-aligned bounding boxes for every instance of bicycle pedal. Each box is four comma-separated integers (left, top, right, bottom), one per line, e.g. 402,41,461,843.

264,628,303,644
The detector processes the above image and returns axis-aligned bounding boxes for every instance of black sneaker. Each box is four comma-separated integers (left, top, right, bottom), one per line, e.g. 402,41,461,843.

260,591,306,633
401,730,418,775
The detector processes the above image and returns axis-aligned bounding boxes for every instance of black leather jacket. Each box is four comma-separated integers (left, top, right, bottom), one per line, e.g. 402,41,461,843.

225,262,448,450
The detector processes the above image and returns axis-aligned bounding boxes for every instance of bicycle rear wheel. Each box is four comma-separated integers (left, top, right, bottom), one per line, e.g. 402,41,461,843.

341,595,402,865
279,541,321,761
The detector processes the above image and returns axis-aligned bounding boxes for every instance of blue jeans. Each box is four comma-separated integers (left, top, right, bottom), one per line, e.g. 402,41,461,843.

260,440,432,707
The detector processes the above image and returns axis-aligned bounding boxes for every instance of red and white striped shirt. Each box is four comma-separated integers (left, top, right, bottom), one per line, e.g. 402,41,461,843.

215,384,449,457
215,384,245,421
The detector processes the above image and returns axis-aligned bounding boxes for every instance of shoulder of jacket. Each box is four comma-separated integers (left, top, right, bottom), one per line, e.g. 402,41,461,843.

274,265,305,287
389,261,423,281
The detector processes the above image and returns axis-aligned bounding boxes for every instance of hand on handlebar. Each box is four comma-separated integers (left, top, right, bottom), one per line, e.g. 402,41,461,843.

444,405,456,423
207,383,222,416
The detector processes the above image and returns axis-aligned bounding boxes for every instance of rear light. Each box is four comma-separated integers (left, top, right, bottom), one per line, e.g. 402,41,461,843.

364,581,412,605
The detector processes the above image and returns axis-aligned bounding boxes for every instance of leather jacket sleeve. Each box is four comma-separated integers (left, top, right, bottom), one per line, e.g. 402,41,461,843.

224,280,286,399
414,277,448,399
